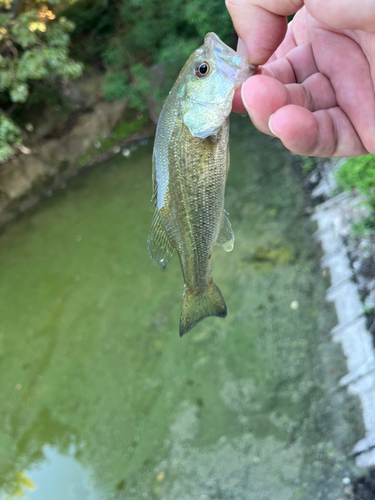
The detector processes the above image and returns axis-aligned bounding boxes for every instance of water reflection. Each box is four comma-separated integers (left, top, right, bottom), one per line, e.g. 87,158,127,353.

0,116,364,499
17,446,103,500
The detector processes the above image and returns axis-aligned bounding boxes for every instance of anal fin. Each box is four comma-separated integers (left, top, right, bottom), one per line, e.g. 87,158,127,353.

147,209,174,269
215,211,234,252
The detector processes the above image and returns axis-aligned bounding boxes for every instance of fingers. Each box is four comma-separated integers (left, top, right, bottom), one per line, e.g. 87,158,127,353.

260,42,318,84
225,0,292,64
232,41,318,113
241,74,337,133
304,0,375,31
240,74,369,157
241,76,289,134
269,105,367,157
226,0,375,66
310,29,375,154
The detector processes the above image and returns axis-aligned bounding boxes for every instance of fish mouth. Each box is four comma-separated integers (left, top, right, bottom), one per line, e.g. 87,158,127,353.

204,32,257,86
233,62,257,88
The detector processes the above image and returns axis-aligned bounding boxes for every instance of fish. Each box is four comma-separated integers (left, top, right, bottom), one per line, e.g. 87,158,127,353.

148,32,256,337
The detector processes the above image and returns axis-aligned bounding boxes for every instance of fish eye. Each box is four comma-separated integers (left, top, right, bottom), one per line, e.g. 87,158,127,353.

195,61,210,78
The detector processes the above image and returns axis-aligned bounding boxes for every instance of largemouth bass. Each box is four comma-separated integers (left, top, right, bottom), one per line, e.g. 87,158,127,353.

148,32,255,336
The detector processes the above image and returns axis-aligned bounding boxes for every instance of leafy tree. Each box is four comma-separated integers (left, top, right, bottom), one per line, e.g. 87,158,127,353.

65,0,234,109
0,0,82,163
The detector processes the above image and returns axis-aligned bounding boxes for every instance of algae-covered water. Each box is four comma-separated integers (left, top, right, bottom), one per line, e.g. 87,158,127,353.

0,116,364,500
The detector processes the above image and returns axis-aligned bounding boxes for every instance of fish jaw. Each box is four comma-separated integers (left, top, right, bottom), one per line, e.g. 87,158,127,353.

204,32,257,88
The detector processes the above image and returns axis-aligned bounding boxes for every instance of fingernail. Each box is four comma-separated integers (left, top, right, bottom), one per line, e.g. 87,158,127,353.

268,114,278,137
241,82,253,120
237,38,248,59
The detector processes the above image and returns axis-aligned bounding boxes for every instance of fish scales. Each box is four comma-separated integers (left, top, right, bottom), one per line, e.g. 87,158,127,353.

148,32,255,336
168,123,228,291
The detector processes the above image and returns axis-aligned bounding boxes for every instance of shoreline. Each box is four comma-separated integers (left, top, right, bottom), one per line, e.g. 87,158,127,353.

309,161,375,470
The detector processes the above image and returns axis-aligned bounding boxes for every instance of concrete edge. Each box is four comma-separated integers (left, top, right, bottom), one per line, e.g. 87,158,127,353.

312,198,375,468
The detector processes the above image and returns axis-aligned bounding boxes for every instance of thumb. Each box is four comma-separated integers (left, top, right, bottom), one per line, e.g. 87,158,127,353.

226,0,304,65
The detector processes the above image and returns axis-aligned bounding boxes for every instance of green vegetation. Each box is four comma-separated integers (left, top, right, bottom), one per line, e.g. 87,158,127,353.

76,112,149,165
0,0,234,164
350,215,375,237
0,0,82,162
363,304,374,315
65,0,234,106
336,155,375,207
335,154,375,236
300,155,315,174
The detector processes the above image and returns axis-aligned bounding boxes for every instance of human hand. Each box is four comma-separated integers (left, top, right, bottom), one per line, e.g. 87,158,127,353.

226,0,375,157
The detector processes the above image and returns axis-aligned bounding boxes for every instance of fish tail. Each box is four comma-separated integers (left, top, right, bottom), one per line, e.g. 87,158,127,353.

179,281,227,337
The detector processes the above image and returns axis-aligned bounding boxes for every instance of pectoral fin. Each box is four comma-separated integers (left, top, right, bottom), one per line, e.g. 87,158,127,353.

147,209,174,268
215,211,234,252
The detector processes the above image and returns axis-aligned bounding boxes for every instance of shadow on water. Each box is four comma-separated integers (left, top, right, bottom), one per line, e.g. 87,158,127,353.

0,115,365,499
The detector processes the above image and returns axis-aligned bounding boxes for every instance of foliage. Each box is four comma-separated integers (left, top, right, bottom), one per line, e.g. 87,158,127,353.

100,112,149,148
350,216,375,237
336,155,375,236
0,113,22,162
76,112,149,166
336,155,375,207
102,70,129,101
0,0,82,162
300,156,315,174
363,304,374,315
65,0,234,112
102,64,151,111
0,0,13,8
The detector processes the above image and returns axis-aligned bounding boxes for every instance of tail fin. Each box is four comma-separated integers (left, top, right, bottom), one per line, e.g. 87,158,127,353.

179,281,227,337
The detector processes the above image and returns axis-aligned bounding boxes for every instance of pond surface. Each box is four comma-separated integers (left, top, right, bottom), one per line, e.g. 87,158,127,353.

0,116,364,500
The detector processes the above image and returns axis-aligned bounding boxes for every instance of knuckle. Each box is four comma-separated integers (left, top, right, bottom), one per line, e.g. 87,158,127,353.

303,87,314,111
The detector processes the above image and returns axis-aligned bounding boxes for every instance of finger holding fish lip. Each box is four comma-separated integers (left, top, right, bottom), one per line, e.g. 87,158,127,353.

226,0,292,65
268,105,368,157
240,71,337,132
239,74,367,156
231,39,318,113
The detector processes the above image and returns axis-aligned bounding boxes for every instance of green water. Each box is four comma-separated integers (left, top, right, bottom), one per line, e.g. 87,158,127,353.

0,116,363,500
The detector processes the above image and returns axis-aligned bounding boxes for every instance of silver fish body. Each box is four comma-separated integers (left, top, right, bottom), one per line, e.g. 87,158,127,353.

148,33,255,336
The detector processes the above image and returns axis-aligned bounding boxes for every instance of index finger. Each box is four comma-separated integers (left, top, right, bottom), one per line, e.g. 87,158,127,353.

225,0,304,64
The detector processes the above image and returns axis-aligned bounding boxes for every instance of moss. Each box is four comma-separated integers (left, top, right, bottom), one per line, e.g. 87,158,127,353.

77,151,94,166
300,156,315,174
351,215,375,237
98,114,149,151
336,155,375,207
76,113,149,166
244,243,295,266
335,155,375,236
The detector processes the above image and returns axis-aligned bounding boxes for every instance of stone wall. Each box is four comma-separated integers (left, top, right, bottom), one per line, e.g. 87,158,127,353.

0,75,155,226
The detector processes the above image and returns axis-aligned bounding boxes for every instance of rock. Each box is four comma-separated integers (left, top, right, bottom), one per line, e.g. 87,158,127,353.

0,155,53,201
30,74,106,143
38,98,128,165
0,72,154,224
357,256,375,279
75,74,105,108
